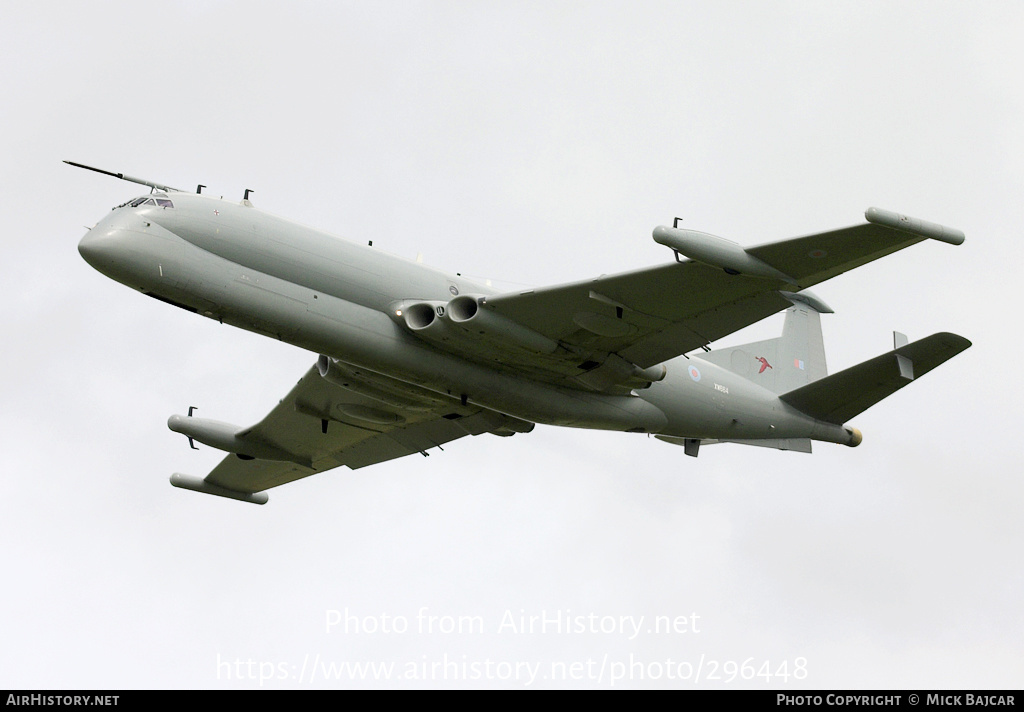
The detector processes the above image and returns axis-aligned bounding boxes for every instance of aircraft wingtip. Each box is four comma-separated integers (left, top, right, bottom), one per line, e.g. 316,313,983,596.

865,207,965,246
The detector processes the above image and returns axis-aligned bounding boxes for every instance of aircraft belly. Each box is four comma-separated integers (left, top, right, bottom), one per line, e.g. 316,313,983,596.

79,220,819,442
225,274,309,339
167,261,666,433
639,357,802,440
296,291,669,433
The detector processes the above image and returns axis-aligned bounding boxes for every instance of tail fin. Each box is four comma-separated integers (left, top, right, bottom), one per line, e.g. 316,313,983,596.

779,332,971,424
699,291,831,394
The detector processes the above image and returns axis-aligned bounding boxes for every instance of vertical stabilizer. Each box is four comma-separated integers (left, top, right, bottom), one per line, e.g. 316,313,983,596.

697,291,830,394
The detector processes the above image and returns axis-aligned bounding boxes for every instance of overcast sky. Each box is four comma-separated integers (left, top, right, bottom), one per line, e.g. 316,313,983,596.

2,1,1021,689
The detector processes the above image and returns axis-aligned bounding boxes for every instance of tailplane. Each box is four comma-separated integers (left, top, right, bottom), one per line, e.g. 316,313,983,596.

673,291,969,457
663,330,969,458
779,332,971,424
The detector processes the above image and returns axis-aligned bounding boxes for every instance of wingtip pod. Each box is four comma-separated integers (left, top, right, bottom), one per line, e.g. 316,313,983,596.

170,473,269,505
864,208,965,246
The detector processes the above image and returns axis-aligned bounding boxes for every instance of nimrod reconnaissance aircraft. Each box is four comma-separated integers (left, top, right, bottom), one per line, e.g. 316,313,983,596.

70,161,971,505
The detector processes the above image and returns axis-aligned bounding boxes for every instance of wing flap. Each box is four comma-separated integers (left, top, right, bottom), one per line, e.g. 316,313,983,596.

340,417,463,469
487,262,793,370
618,290,794,367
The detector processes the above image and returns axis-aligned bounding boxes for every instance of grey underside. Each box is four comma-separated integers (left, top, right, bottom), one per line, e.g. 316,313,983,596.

68,160,971,503
201,223,965,491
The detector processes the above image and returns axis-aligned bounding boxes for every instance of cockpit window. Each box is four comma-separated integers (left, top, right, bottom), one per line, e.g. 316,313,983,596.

119,196,173,209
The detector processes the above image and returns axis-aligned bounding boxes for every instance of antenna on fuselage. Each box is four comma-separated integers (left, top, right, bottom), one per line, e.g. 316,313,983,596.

63,160,182,193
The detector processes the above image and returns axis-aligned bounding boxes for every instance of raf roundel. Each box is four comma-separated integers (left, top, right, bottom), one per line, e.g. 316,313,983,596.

688,365,702,382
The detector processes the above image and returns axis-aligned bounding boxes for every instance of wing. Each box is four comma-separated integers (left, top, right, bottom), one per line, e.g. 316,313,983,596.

170,360,532,504
479,208,964,387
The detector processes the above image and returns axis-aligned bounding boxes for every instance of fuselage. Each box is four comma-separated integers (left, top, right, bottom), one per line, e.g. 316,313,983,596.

78,192,854,445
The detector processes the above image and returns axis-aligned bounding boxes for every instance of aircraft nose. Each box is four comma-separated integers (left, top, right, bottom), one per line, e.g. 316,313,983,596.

78,220,136,279
78,227,117,270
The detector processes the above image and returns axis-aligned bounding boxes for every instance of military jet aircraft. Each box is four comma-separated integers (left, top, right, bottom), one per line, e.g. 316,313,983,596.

70,160,971,505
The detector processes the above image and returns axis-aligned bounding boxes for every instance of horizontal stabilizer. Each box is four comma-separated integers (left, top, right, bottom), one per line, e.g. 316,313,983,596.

779,332,971,424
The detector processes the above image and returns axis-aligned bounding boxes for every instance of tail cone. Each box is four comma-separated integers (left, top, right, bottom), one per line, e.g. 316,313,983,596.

845,427,863,447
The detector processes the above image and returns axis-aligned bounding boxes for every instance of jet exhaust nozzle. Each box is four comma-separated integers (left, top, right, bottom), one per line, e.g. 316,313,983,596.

403,301,448,331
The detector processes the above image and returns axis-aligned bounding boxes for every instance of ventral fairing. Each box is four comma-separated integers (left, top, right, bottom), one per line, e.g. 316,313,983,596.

70,160,970,505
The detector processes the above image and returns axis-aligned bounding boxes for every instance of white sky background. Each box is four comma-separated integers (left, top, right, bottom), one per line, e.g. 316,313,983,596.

1,0,1021,689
